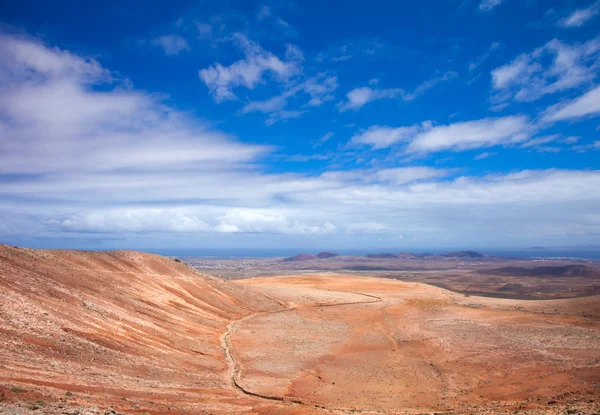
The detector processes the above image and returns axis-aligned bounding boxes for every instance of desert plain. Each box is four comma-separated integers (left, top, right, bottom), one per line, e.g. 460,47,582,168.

1,244,599,414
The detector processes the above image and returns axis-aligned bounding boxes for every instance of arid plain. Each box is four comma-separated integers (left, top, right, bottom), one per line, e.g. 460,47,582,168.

1,245,599,414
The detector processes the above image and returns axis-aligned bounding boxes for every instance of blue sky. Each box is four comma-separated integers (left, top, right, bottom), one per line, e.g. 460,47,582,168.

0,0,599,251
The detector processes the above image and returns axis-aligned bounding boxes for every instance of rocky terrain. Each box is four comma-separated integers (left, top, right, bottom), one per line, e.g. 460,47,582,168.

1,244,599,414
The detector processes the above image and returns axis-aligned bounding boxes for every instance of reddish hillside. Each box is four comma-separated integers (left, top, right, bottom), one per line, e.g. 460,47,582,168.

0,244,284,414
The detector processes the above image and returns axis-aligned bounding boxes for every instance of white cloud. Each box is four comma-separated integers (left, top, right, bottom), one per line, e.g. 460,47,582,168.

559,1,600,27
338,87,403,111
57,208,335,236
350,125,421,149
519,135,560,148
199,33,302,102
348,222,390,234
352,116,531,153
242,74,337,114
479,0,503,12
152,35,190,55
196,23,212,36
491,37,600,102
4,32,600,247
375,167,450,184
407,116,531,153
474,152,496,160
0,34,111,83
317,38,385,63
256,5,271,20
215,210,335,235
265,109,306,126
61,209,210,233
469,42,501,71
314,132,334,147
338,72,457,112
241,73,337,123
543,85,600,122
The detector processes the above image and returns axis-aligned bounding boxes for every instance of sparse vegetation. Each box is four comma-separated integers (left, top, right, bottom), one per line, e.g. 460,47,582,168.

10,386,26,393
65,391,73,396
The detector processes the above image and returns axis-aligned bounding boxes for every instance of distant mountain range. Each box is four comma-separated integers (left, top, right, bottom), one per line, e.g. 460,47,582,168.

443,251,486,258
283,252,339,262
282,251,487,261
480,264,600,278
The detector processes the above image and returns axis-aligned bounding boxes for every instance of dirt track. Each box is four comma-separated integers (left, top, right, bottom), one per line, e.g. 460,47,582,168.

232,274,600,413
222,287,382,405
1,245,599,414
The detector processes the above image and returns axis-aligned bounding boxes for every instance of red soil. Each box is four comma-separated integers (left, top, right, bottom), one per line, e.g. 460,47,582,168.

1,246,599,414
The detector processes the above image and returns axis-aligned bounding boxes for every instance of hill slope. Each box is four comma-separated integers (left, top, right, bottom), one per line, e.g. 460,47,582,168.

0,245,283,414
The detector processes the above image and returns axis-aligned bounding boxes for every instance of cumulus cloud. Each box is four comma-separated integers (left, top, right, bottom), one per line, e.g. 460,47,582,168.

152,35,190,55
55,208,334,236
558,1,600,27
215,210,335,235
491,37,600,102
61,209,210,233
199,33,302,102
338,72,457,112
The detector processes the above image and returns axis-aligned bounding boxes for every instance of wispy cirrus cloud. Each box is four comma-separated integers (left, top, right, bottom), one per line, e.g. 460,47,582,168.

491,37,600,103
479,0,503,12
468,42,501,71
338,72,457,112
241,73,338,124
152,34,190,55
558,1,600,27
313,132,334,147
315,38,385,63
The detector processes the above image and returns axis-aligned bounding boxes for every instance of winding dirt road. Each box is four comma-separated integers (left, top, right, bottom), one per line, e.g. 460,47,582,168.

225,274,600,414
221,287,383,408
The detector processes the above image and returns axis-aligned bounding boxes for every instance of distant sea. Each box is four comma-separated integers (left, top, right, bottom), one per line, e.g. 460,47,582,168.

146,247,600,260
